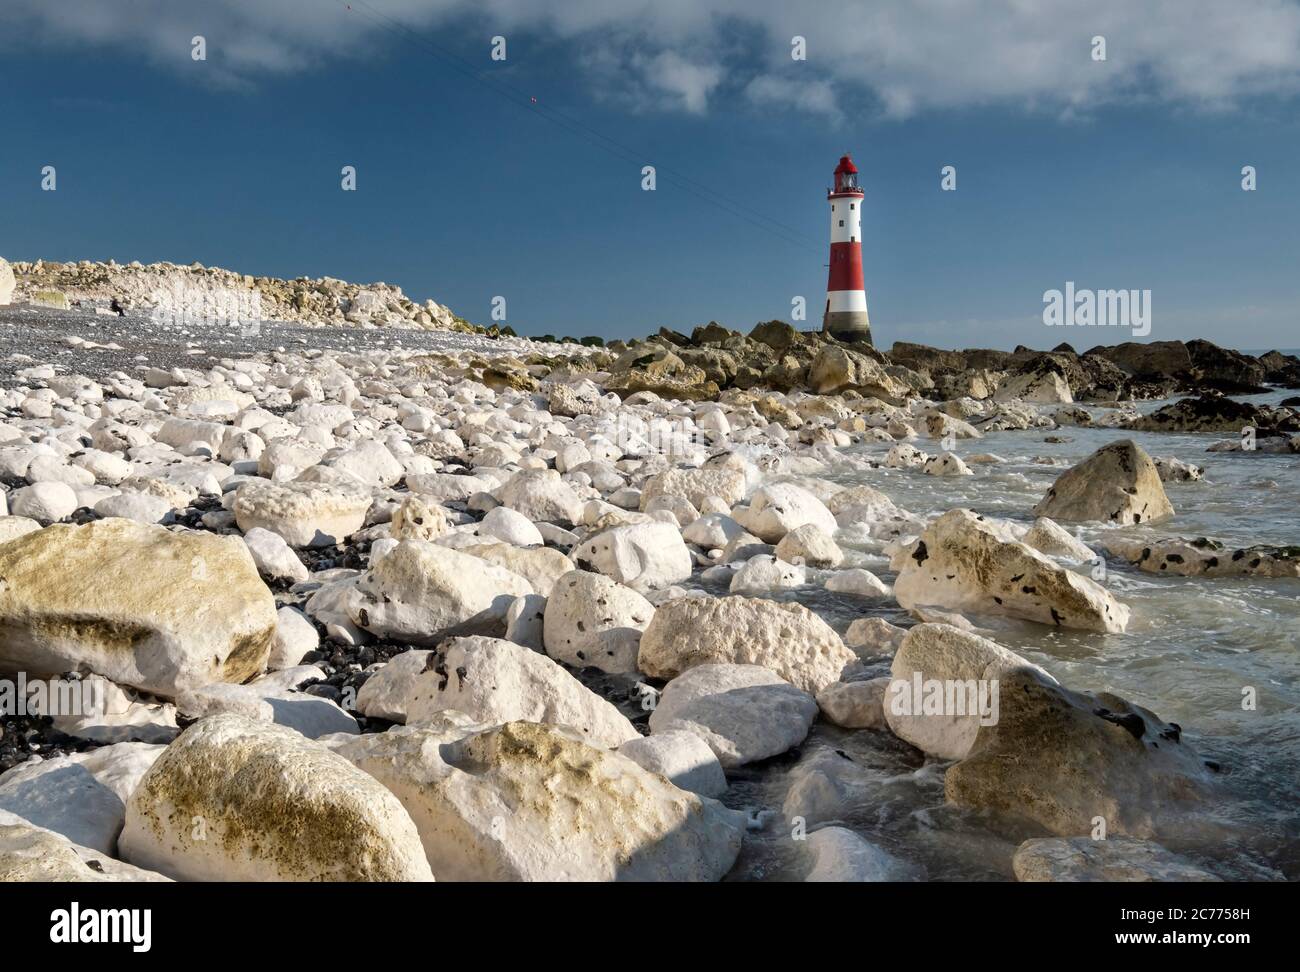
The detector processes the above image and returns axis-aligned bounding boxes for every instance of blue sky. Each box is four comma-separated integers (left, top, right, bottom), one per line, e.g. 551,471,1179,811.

2,1,1298,350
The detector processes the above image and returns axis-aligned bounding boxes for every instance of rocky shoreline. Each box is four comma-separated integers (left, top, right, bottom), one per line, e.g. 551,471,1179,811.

1,257,1297,883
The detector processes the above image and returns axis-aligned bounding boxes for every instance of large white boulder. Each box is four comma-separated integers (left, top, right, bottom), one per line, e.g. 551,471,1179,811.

345,539,532,644
572,521,692,593
892,509,1130,633
638,595,854,694
404,636,638,749
650,663,817,767
119,714,433,881
1032,440,1174,526
234,480,372,547
0,519,276,697
542,570,654,674
333,719,744,881
884,623,1055,759
739,482,837,543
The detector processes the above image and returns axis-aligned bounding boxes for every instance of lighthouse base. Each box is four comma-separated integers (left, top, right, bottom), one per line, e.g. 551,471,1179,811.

823,310,873,344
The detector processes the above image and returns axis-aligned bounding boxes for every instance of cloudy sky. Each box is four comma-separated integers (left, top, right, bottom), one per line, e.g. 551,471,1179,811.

2,0,1298,348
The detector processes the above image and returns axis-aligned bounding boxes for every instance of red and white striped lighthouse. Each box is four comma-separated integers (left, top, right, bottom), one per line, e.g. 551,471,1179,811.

822,154,872,343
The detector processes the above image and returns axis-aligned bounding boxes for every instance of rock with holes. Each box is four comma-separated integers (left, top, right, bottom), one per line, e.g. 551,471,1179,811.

1032,440,1173,526
892,509,1130,633
739,483,837,543
1101,535,1300,578
945,667,1217,838
542,570,654,674
639,594,854,694
404,636,638,749
649,663,817,767
332,718,744,881
729,554,806,594
118,713,433,881
0,519,276,698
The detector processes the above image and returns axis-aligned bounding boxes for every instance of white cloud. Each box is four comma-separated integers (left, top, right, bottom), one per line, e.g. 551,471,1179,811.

4,0,1299,117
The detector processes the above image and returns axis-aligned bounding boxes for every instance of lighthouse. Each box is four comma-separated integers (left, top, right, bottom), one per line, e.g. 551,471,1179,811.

822,154,872,343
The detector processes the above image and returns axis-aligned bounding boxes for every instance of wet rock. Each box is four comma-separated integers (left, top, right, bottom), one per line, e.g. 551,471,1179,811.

945,667,1217,838
1032,440,1173,526
893,509,1130,633
1101,535,1300,578
1013,836,1221,881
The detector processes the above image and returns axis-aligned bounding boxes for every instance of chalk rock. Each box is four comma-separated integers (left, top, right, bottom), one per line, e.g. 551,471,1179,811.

345,540,532,644
404,636,638,749
884,623,1054,759
1032,440,1173,526
618,729,728,797
0,519,276,697
945,668,1217,838
243,526,310,584
893,509,1130,633
1012,836,1221,882
354,649,433,723
542,570,654,674
333,719,744,881
234,480,372,547
119,714,432,881
649,663,817,767
639,595,854,694
572,521,692,593
1022,516,1095,561
741,482,837,543
815,677,891,730
774,523,844,568
804,827,913,882
0,742,163,855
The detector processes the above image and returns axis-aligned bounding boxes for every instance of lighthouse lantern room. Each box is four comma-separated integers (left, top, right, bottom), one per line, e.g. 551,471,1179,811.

822,154,872,343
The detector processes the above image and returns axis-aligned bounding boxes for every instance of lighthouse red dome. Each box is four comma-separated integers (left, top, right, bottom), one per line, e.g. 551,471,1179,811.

831,154,861,195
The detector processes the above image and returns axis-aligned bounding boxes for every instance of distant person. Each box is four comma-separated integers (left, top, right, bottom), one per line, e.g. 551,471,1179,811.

110,298,126,317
